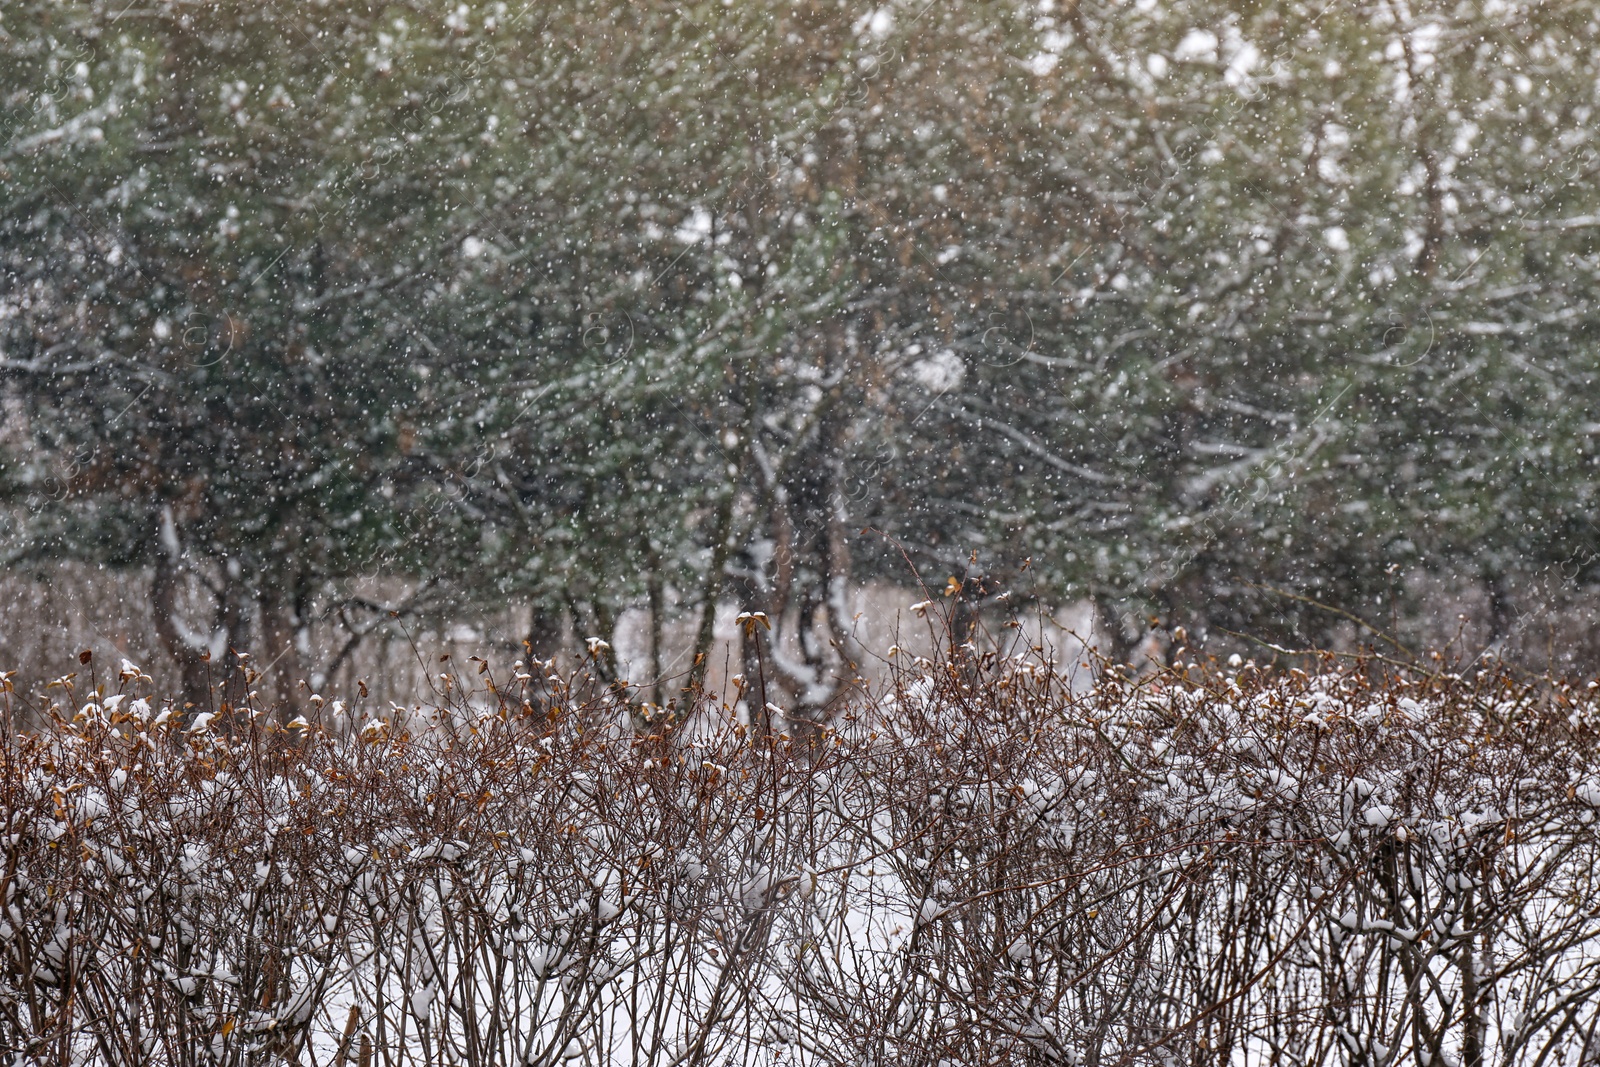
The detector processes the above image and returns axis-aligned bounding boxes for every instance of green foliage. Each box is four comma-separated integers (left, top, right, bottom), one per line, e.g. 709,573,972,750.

3,0,1599,672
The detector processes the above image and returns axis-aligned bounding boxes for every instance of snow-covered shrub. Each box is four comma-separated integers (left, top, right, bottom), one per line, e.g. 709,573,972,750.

2,651,1599,1065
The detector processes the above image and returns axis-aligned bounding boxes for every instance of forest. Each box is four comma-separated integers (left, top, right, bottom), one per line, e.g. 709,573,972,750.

7,3,1600,1064
4,0,1600,714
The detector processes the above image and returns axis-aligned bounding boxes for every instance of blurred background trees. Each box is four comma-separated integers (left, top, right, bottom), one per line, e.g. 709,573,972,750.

4,0,1600,709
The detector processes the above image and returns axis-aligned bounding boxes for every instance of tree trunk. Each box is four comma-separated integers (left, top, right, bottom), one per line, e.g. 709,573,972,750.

525,603,564,665
643,537,665,709
217,563,253,714
258,582,305,721
1092,593,1138,669
741,612,772,738
689,485,738,696
150,554,210,716
1484,567,1515,651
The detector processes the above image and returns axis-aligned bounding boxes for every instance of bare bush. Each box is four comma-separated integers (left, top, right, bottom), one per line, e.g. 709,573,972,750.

3,644,1599,1066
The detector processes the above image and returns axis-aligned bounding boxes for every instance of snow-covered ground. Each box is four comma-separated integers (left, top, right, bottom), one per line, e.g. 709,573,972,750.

4,655,1600,1065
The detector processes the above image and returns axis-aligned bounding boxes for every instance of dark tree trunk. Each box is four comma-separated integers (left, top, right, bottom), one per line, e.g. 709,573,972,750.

525,603,564,665
217,567,252,714
258,581,305,721
689,485,738,696
1092,593,1138,669
1484,567,1515,649
741,612,772,738
150,554,210,716
643,537,665,709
